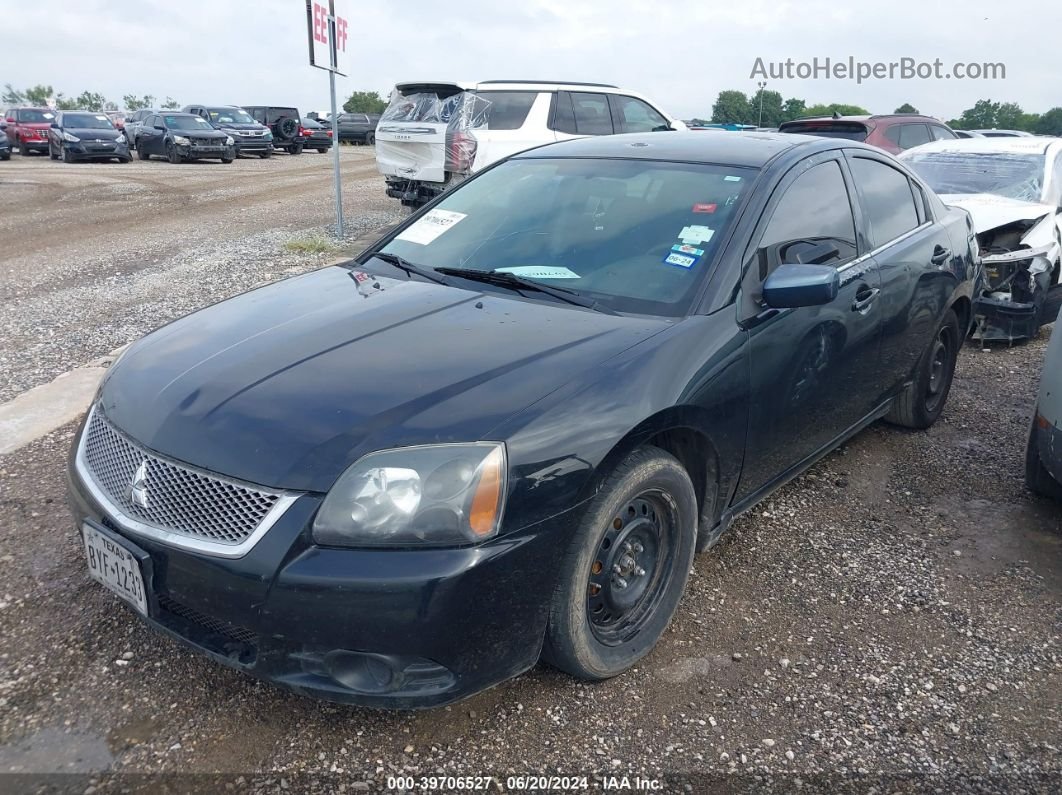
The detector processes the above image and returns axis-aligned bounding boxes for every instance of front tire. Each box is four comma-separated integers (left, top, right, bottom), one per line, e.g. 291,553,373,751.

366,132,375,146
885,309,960,430
137,144,150,161
62,145,74,164
49,144,59,161
1025,418,1062,499
167,143,182,164
542,447,697,680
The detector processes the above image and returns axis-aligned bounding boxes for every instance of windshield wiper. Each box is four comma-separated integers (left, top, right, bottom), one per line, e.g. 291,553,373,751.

434,267,616,314
370,252,451,285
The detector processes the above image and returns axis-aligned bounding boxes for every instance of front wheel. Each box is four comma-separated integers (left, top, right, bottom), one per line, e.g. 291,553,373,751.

366,132,375,146
542,446,697,680
20,140,32,156
62,145,74,164
49,144,59,161
137,144,150,161
118,157,131,164
1025,418,1062,499
221,155,234,163
259,149,272,159
885,309,960,429
167,143,181,164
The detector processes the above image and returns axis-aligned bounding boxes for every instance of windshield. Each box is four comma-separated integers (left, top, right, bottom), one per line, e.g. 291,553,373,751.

780,121,869,141
64,113,114,129
19,109,55,123
377,158,754,316
902,151,1045,202
209,108,255,124
165,115,214,131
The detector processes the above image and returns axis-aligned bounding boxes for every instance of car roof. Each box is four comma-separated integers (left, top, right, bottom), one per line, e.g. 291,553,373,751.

514,130,857,168
159,112,198,118
900,137,1061,157
395,80,627,93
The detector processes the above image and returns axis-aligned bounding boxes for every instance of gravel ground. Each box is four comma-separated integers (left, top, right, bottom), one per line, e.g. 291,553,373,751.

0,154,1059,793
0,147,403,402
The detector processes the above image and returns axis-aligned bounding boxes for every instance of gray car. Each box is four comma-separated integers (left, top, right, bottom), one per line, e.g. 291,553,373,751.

1026,325,1062,498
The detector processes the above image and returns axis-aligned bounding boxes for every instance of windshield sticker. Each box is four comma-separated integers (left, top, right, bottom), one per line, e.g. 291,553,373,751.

672,244,704,257
664,251,700,269
692,203,718,214
42,112,55,119
724,175,742,182
495,266,581,279
678,225,715,245
95,115,108,121
395,209,468,245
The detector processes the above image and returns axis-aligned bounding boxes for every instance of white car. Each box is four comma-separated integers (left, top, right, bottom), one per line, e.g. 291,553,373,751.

375,80,684,208
901,137,1062,340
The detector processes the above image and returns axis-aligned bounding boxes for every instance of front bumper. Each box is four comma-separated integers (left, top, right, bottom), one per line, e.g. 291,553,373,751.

63,141,130,160
230,135,273,154
973,294,1043,342
19,137,49,152
176,143,235,160
67,449,570,709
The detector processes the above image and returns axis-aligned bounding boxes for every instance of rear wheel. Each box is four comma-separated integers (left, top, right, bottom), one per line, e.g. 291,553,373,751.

542,447,697,680
886,310,960,429
316,147,327,154
287,143,303,155
366,132,375,146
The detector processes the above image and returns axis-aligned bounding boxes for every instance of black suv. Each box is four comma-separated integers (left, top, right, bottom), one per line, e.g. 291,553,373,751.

335,113,379,145
242,105,305,155
182,105,274,158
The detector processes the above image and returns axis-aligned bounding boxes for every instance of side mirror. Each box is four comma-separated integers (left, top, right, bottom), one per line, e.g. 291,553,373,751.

5,117,14,123
50,122,59,128
154,124,166,131
763,264,840,308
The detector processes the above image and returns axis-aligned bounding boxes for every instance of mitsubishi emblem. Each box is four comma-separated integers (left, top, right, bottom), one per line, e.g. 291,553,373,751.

130,460,150,508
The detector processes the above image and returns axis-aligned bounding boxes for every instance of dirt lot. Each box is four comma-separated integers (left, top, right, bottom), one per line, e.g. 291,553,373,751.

0,149,1059,793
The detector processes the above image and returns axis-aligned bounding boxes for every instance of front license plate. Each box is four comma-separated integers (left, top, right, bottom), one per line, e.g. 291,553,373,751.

82,523,147,616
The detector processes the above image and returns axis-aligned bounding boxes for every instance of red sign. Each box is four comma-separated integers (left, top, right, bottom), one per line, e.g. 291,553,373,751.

307,1,349,74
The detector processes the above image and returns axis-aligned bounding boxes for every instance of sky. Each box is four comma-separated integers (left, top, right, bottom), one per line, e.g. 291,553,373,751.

0,0,1057,122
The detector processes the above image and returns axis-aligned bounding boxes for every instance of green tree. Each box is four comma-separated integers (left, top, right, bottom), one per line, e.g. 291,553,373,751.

751,89,785,127
803,103,870,117
54,95,79,110
161,96,181,110
957,99,1000,130
2,83,24,104
995,102,1027,130
1034,107,1062,136
711,90,751,124
781,98,806,122
342,90,387,114
23,85,55,105
74,91,107,111
123,94,156,111
895,103,919,114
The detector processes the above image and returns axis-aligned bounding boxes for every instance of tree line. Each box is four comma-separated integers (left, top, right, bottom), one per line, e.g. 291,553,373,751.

2,84,181,112
705,89,1062,136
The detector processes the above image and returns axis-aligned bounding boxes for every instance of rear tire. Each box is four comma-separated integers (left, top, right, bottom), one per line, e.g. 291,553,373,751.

366,132,375,146
885,309,960,429
542,447,697,680
287,143,303,155
1025,418,1062,499
316,148,327,154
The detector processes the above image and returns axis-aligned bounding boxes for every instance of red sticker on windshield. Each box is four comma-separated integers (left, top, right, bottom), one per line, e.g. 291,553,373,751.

693,203,717,214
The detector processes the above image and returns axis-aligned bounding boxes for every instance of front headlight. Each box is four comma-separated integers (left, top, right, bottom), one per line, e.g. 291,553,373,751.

62,132,80,143
172,135,191,146
225,136,234,146
313,443,507,547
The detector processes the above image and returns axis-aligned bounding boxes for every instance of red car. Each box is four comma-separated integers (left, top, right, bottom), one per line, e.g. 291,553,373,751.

3,106,57,156
778,114,958,155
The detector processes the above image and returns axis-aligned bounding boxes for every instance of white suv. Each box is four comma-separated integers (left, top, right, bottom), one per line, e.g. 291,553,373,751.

375,80,684,207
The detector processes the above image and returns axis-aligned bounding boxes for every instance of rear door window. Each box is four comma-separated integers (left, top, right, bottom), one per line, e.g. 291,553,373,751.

849,157,922,247
473,91,537,130
609,95,669,133
551,92,577,134
571,93,614,135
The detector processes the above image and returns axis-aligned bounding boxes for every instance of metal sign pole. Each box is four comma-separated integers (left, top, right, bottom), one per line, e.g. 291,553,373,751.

327,4,344,238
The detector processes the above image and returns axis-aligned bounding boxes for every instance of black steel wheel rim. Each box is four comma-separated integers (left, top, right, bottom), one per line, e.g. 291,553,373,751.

586,490,678,646
925,326,953,413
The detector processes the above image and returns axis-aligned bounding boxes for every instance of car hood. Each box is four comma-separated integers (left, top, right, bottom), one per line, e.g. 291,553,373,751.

174,129,228,139
67,128,123,141
99,266,668,492
940,193,1056,234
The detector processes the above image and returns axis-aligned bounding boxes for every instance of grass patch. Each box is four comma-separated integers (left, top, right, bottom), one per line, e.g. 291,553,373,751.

282,235,339,255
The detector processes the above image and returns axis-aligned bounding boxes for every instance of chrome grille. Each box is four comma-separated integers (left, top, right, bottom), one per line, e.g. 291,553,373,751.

80,409,282,547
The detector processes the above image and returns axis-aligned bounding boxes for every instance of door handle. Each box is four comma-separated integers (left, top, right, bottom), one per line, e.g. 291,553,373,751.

852,286,880,312
931,245,951,265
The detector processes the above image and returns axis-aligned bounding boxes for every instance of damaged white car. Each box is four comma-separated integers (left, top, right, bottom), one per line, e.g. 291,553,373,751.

901,138,1062,341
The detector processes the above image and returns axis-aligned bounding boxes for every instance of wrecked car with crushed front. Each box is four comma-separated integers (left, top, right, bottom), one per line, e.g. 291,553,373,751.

67,132,977,708
901,137,1062,341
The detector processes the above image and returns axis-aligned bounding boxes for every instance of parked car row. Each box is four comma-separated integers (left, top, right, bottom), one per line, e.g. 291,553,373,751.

1,102,335,163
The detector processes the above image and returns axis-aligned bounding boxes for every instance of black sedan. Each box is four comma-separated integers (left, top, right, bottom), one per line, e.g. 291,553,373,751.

300,117,333,153
47,111,130,163
136,112,234,164
68,133,979,708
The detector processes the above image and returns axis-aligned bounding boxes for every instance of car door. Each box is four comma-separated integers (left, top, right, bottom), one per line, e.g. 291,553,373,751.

846,153,950,398
734,152,883,502
143,115,162,155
